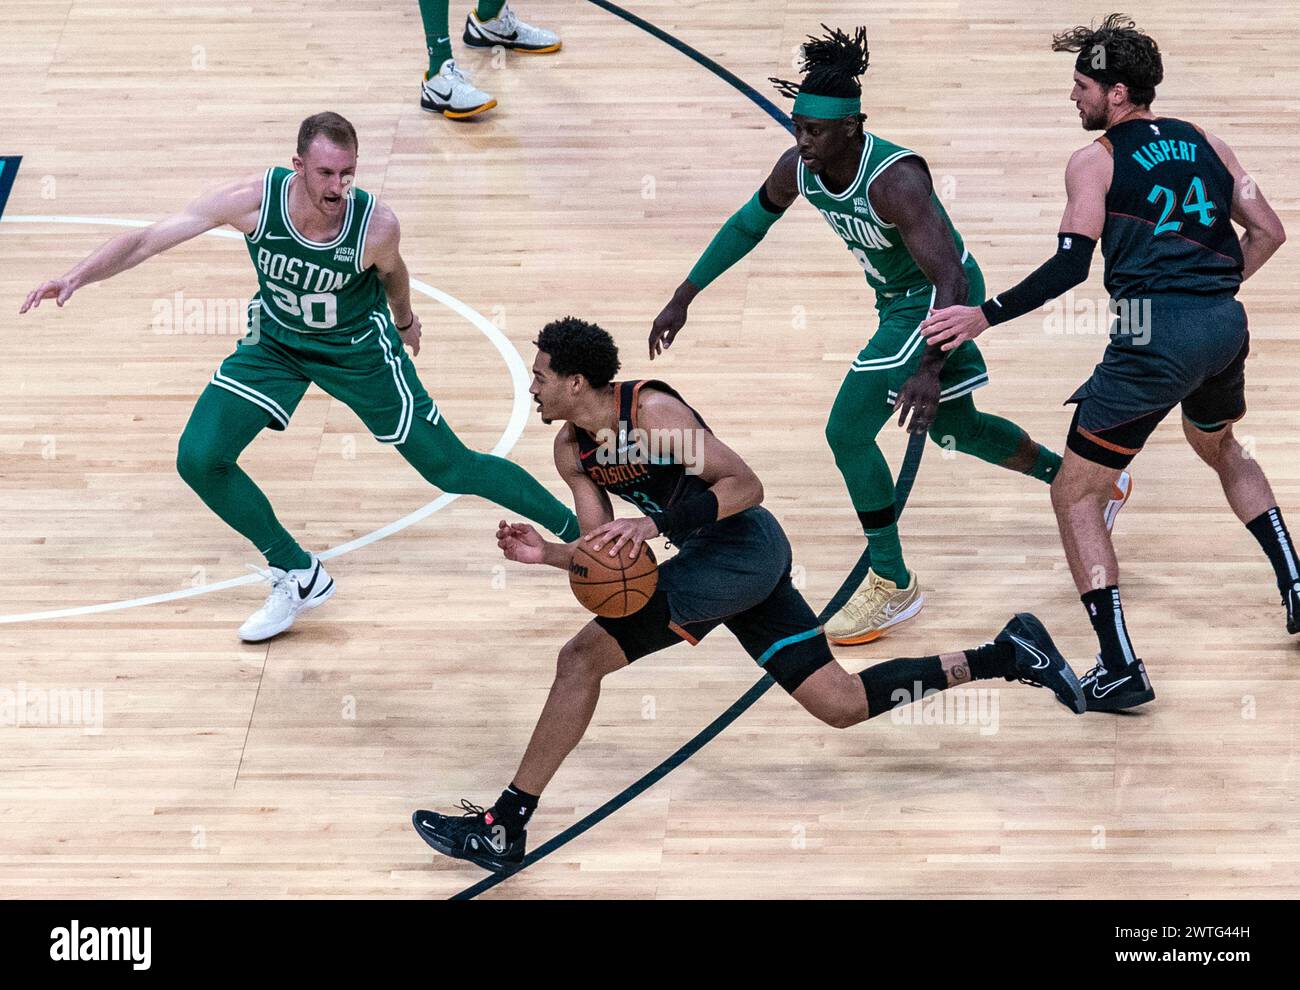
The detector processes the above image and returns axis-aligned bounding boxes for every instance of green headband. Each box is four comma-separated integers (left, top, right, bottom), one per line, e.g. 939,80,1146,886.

792,92,861,119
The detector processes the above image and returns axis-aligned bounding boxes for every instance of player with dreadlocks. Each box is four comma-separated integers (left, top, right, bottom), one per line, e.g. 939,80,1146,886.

651,26,1128,647
923,15,1291,710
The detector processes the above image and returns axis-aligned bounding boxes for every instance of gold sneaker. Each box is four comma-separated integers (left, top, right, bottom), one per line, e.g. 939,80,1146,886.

824,568,924,645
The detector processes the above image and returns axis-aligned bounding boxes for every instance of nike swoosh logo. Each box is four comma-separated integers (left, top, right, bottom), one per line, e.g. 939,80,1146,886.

882,600,914,618
436,36,449,43
1008,633,1051,670
1091,675,1132,698
579,447,597,460
296,563,320,599
265,233,290,240
351,328,375,344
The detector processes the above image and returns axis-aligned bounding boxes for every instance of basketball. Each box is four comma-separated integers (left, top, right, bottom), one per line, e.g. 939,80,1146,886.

569,540,658,617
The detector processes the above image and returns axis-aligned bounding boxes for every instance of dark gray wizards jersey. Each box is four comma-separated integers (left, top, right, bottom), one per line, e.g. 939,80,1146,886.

1100,117,1243,299
573,380,714,542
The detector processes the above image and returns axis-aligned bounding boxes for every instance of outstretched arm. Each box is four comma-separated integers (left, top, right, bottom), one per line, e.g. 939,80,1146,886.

19,175,264,313
1202,129,1286,280
364,201,421,355
869,158,968,433
649,146,800,359
920,143,1109,350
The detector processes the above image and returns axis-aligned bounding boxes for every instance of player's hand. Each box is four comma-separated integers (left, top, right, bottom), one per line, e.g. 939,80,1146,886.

920,304,989,352
397,313,422,356
649,300,688,360
497,520,546,565
585,516,658,562
894,368,941,434
20,278,77,314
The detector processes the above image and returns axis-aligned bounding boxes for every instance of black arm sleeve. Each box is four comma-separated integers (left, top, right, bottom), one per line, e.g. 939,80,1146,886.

980,233,1097,326
648,489,719,537
757,184,790,215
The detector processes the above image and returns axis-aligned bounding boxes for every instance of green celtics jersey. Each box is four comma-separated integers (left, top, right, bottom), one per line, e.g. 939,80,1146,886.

244,166,386,334
797,133,968,305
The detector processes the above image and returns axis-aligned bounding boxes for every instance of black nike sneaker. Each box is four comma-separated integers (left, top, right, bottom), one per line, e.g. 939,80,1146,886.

411,801,525,873
994,612,1086,714
1285,581,1299,635
1079,657,1155,713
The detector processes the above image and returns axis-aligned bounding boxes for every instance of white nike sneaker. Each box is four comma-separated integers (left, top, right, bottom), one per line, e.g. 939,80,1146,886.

239,555,335,642
420,59,497,119
1104,470,1133,533
463,3,561,54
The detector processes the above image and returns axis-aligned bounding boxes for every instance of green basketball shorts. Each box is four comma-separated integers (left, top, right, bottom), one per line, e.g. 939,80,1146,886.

210,302,438,444
851,254,990,406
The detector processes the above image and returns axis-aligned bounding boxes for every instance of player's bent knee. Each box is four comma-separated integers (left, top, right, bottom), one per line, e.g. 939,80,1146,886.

554,638,597,681
176,434,222,487
818,703,860,730
792,664,864,729
555,623,626,682
803,695,859,729
1183,416,1231,465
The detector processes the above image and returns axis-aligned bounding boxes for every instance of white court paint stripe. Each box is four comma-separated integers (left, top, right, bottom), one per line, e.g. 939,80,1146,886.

0,217,531,623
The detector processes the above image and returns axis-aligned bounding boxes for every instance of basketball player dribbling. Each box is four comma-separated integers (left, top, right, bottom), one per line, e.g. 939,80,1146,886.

923,15,1293,711
19,112,579,642
411,317,1087,873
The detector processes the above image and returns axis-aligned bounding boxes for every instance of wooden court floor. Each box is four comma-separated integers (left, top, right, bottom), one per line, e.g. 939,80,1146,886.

1,1,1297,898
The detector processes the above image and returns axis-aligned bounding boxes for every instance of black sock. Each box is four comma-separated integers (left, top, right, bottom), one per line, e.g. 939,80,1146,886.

1081,585,1138,670
858,655,947,719
964,641,1015,680
488,784,538,840
1245,506,1299,598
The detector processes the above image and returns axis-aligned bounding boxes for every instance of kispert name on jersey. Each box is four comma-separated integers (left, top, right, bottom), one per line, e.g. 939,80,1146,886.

1100,117,1243,299
244,166,386,334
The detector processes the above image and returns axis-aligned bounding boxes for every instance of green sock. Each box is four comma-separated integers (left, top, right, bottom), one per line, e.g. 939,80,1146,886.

864,523,909,587
177,386,312,572
396,415,579,541
476,0,506,20
419,0,453,75
1027,445,1064,483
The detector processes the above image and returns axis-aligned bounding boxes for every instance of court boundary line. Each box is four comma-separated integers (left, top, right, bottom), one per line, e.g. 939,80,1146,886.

450,1,927,899
0,215,530,624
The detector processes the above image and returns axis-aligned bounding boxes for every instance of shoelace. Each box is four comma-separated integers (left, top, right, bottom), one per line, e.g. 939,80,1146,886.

443,60,467,83
842,578,891,621
245,564,294,604
456,798,489,820
1081,659,1106,682
496,5,518,34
